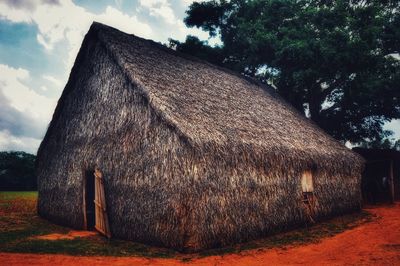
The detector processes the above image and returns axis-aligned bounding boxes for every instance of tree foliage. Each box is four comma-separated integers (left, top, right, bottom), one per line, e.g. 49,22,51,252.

169,35,225,66
173,0,400,143
359,137,400,150
0,151,36,191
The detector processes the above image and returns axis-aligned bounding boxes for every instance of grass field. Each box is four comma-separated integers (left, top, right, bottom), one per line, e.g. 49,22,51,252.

0,191,374,259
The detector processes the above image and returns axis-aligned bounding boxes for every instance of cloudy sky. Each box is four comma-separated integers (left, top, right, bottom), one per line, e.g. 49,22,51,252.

0,0,399,154
0,0,213,153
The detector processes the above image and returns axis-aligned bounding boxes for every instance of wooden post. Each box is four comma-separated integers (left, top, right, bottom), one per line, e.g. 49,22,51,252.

82,166,87,230
389,160,395,204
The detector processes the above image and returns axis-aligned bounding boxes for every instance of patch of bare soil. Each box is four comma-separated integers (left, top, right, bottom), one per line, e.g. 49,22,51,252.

2,203,400,266
33,231,98,240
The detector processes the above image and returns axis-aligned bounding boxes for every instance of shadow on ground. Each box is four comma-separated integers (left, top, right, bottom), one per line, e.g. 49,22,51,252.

0,191,374,261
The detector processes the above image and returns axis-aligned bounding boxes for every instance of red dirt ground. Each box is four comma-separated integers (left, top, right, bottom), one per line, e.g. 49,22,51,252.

33,230,98,240
2,203,400,266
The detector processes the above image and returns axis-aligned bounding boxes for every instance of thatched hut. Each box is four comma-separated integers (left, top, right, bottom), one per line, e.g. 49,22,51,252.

36,22,364,251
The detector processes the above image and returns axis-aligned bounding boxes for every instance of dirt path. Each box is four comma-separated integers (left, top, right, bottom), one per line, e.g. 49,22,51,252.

2,203,400,266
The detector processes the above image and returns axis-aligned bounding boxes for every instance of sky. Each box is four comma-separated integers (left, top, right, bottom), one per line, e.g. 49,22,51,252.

0,0,213,153
0,0,399,154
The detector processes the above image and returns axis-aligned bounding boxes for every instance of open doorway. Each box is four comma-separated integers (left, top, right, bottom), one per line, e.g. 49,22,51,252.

84,169,95,230
83,167,111,237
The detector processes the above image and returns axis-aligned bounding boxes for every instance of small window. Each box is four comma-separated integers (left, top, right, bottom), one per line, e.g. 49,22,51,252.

301,170,316,223
301,170,314,193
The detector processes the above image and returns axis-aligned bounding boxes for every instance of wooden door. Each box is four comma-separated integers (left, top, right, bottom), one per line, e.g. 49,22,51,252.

94,168,111,238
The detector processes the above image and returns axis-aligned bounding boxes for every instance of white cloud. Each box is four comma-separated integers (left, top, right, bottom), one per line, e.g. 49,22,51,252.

388,53,400,60
43,75,62,87
137,0,213,43
0,64,56,120
385,119,400,140
0,2,33,23
0,130,41,154
0,0,153,71
114,0,123,9
0,64,58,153
32,1,152,70
0,0,211,69
139,0,176,24
180,0,196,7
97,6,153,37
36,34,53,50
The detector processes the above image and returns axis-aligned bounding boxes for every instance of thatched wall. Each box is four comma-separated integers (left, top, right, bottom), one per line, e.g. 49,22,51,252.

37,22,363,251
37,30,196,247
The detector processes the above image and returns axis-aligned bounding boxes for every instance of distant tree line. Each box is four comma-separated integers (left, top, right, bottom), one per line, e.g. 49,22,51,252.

0,151,36,191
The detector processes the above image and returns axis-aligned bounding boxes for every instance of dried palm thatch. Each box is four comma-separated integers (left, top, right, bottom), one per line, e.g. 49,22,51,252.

36,22,364,251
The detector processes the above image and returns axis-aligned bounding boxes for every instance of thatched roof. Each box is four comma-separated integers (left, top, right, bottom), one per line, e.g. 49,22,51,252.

85,22,362,170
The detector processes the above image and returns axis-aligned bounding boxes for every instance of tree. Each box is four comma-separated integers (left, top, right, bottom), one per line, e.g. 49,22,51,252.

169,35,225,66
174,0,400,143
359,137,400,150
0,151,37,191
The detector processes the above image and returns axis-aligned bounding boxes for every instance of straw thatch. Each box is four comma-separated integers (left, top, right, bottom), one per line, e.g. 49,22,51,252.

36,22,364,251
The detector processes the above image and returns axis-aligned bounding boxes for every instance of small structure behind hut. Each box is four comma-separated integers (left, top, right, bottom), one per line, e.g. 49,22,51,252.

353,148,400,204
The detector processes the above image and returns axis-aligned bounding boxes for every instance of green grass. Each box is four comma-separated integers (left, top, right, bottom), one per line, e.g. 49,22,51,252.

0,191,175,258
0,191,37,200
0,191,374,259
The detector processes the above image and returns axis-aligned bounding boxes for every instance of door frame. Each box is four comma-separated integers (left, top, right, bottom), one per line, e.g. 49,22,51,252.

82,166,90,230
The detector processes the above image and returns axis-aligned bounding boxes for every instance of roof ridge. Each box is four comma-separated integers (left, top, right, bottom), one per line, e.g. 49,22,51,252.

90,22,280,93
91,22,196,147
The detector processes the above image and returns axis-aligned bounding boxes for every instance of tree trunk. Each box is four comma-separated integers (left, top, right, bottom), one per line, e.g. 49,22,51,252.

308,87,323,124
